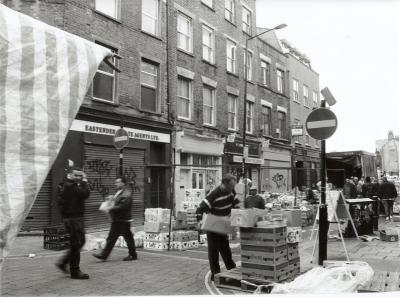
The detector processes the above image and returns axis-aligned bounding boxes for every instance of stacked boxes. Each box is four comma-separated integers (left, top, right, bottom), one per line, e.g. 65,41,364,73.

144,208,171,251
301,209,313,227
174,211,188,230
144,232,170,251
240,224,289,282
171,230,199,251
186,209,198,229
43,227,70,251
287,243,300,279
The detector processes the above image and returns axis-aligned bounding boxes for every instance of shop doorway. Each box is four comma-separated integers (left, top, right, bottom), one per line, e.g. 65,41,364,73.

150,167,166,208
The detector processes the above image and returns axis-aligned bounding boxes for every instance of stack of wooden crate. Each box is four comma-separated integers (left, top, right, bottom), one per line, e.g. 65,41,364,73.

186,209,198,229
43,226,70,251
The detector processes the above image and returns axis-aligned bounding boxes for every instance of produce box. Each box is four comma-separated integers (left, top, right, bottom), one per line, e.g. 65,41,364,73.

286,227,301,243
230,209,269,228
241,244,288,266
145,232,170,242
287,243,299,260
144,208,171,223
271,209,302,227
242,262,289,282
199,234,207,244
144,222,170,233
174,219,188,230
172,240,199,251
176,211,188,221
143,241,169,250
240,225,287,247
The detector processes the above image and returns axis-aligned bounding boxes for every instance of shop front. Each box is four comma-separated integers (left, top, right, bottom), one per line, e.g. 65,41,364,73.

292,146,321,189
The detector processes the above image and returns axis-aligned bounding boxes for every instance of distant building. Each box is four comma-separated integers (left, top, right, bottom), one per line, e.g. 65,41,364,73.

376,131,399,176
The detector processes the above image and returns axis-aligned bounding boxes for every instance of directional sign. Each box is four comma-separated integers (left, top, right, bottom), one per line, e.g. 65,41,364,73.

114,128,129,150
306,108,337,140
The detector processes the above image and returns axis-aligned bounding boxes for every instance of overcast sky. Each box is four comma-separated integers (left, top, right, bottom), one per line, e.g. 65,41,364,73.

256,0,400,153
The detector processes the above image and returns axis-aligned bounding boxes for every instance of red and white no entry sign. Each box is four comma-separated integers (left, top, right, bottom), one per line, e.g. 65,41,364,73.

306,108,338,140
114,128,129,150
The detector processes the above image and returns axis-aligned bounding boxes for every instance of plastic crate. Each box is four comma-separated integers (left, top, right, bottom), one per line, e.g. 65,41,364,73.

44,241,69,251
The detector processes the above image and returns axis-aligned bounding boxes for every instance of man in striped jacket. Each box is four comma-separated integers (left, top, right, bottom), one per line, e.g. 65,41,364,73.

196,174,240,281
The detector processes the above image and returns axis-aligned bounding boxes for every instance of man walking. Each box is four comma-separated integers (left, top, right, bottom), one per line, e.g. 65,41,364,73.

56,167,90,279
245,186,265,209
196,174,240,282
379,176,398,221
93,177,138,261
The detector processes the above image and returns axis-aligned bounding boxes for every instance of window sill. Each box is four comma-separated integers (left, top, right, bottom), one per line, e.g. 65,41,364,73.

227,71,239,78
201,2,215,12
294,100,301,104
178,118,195,124
93,10,122,24
140,30,163,42
228,128,238,132
242,30,252,37
202,59,217,68
203,124,218,130
225,18,237,27
138,108,162,116
91,97,119,106
306,144,311,147
178,48,195,57
246,80,256,85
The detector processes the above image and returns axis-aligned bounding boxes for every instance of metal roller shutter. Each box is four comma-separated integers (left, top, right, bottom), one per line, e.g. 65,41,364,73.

21,174,52,231
83,144,145,231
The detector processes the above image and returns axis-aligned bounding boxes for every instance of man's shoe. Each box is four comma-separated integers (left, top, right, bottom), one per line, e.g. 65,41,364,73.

92,253,107,261
123,254,137,261
386,217,390,222
71,271,89,279
210,274,215,282
56,263,69,274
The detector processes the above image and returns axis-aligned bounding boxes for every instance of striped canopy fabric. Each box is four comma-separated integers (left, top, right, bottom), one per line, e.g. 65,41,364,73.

0,4,111,267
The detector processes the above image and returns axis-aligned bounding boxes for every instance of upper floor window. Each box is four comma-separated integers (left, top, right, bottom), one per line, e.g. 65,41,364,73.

246,101,254,133
203,85,216,126
278,111,286,138
227,95,237,130
177,77,192,120
95,0,120,19
202,25,215,64
303,85,309,107
141,0,160,36
93,42,117,103
313,91,319,107
226,39,237,74
243,50,253,81
277,69,284,93
292,79,299,102
305,133,310,145
262,106,271,136
225,0,235,23
177,13,193,53
141,59,159,112
242,6,252,34
261,60,270,86
201,0,213,9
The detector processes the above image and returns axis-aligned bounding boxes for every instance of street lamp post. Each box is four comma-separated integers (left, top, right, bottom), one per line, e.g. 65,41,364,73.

242,24,287,199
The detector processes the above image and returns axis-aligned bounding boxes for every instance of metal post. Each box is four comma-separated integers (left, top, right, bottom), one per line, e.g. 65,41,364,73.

318,99,328,265
242,38,248,201
119,149,123,176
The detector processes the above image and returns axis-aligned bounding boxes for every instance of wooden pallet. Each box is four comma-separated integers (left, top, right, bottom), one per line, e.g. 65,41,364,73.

358,271,400,293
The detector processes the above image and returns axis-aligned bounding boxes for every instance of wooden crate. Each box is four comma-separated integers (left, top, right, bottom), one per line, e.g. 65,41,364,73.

240,226,287,247
287,243,299,260
288,257,300,272
358,271,400,293
242,262,289,282
241,250,288,266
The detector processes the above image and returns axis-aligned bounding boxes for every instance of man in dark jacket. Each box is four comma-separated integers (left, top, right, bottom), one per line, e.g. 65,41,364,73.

93,177,137,261
379,176,398,221
196,174,240,282
343,178,357,199
56,167,90,279
245,186,265,209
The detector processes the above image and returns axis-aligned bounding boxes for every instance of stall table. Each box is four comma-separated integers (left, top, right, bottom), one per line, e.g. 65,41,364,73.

345,198,377,236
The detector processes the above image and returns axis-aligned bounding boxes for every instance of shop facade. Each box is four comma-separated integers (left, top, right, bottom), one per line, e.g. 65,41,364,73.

292,145,321,189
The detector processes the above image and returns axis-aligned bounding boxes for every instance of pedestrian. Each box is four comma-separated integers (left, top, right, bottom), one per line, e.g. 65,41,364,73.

245,186,265,209
93,177,138,261
196,174,240,282
343,178,357,199
56,167,90,279
354,177,363,197
378,176,398,221
362,176,378,198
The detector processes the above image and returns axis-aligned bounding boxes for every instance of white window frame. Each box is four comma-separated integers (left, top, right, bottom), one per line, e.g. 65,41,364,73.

95,0,120,19
201,0,213,9
261,60,270,86
227,95,237,130
177,13,193,53
177,76,192,120
242,6,252,34
277,69,284,93
292,79,299,102
305,133,310,146
140,59,159,112
313,91,319,107
303,85,309,107
262,105,271,136
278,111,286,138
202,25,215,64
225,0,235,23
246,101,254,134
203,85,216,126
141,0,160,36
226,39,237,74
243,50,253,81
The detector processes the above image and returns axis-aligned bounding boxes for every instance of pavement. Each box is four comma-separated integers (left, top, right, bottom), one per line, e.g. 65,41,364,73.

2,218,400,296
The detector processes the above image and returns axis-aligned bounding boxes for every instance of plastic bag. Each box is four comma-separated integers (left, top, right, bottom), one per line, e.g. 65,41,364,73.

271,262,374,294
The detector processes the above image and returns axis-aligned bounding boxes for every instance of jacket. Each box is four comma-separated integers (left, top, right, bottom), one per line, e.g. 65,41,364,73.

109,187,132,222
379,181,398,200
362,182,378,198
245,195,265,209
59,180,90,218
343,182,357,199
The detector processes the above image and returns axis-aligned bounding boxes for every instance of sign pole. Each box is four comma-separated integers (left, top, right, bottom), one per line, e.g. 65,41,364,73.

119,148,123,177
318,99,328,265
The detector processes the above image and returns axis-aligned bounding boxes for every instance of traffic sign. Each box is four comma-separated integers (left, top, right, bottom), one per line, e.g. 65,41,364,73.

114,128,129,150
306,108,337,140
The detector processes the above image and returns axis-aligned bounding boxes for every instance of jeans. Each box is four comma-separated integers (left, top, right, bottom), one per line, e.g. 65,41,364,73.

206,232,236,276
382,199,394,218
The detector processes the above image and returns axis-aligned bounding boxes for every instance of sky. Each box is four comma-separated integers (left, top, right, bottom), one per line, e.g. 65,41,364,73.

256,0,400,153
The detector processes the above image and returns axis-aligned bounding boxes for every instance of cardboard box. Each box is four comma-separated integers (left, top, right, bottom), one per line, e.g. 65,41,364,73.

286,227,301,243
176,211,187,221
230,209,270,228
271,209,302,227
144,222,170,233
201,213,231,234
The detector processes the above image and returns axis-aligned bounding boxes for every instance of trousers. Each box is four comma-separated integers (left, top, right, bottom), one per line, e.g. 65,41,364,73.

206,232,236,276
59,217,86,273
382,199,394,217
101,221,136,258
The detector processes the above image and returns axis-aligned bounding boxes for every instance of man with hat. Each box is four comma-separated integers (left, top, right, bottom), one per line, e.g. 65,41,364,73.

245,186,265,209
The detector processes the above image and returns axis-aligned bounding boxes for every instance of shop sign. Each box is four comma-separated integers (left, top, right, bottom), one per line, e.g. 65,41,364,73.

225,142,259,156
233,155,264,165
70,120,170,143
291,125,303,136
227,133,236,143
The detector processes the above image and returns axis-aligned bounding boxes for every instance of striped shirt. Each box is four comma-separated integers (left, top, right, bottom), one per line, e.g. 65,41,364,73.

196,186,240,217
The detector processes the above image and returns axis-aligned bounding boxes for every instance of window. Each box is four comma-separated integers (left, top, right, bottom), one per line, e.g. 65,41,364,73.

227,95,237,130
246,101,254,133
305,133,310,145
262,106,271,136
177,77,192,119
293,120,301,143
177,13,192,53
226,39,237,73
303,85,309,107
201,0,213,8
278,111,286,138
225,0,235,23
243,50,253,81
141,0,160,36
202,25,215,64
261,61,270,86
313,91,319,107
242,6,251,34
181,153,189,165
203,86,216,125
141,60,158,112
93,42,117,103
95,0,120,19
277,69,284,93
292,79,299,102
